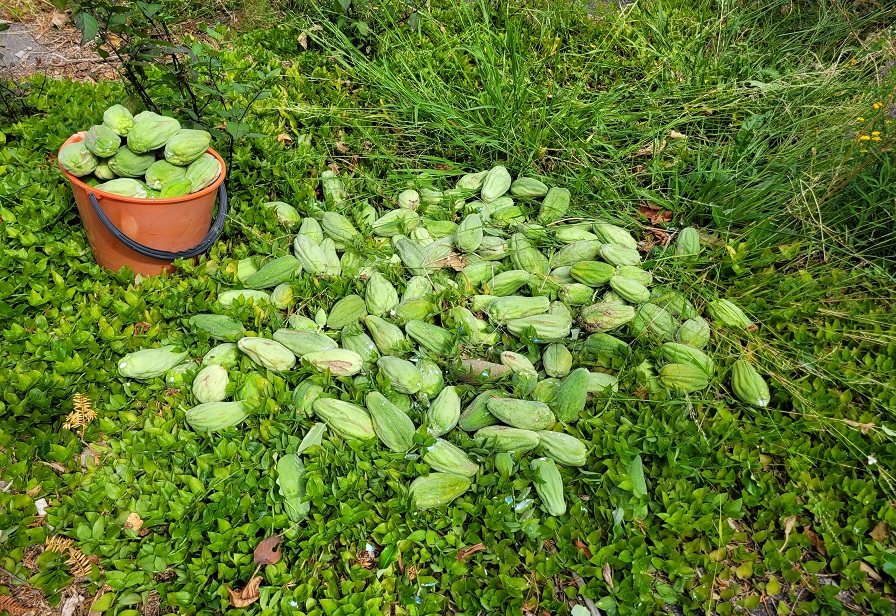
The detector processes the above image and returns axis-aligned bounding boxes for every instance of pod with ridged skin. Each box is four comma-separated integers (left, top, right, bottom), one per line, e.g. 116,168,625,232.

185,401,249,432
313,398,375,442
189,314,245,342
365,391,417,452
537,187,570,224
303,349,363,376
377,356,423,394
537,431,588,467
422,439,479,476
707,299,754,329
659,363,710,394
237,337,296,372
426,386,461,437
409,473,472,510
474,426,540,453
675,318,711,349
118,345,188,380
244,255,300,289
550,368,590,423
730,359,770,407
458,390,501,431
486,398,554,431
542,344,572,378
661,342,714,376
530,457,566,516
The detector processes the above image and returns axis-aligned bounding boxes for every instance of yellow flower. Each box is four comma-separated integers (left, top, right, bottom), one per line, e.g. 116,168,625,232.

861,149,868,153
873,102,883,109
859,135,871,140
857,117,865,121
850,59,857,65
871,131,880,136
871,136,881,141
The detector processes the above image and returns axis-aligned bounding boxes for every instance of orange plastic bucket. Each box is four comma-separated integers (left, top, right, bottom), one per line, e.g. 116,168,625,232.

58,132,228,276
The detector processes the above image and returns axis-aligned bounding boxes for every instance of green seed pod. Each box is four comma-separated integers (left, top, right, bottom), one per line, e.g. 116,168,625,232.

145,160,186,190
164,129,211,166
59,141,99,177
542,343,573,378
127,112,180,153
103,104,134,136
84,124,121,158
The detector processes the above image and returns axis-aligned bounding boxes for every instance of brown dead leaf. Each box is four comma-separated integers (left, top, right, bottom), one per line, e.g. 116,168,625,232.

779,516,797,552
803,525,827,556
646,227,671,247
51,11,69,28
335,140,350,154
635,138,667,157
870,522,890,542
0,596,30,616
637,203,672,225
668,129,687,139
327,163,340,174
860,562,882,582
602,562,614,590
123,512,143,531
298,32,308,49
227,576,262,608
277,133,294,144
456,543,487,561
573,540,592,559
309,24,323,32
254,535,282,565
842,419,874,435
39,460,67,473
26,485,42,498
436,253,468,272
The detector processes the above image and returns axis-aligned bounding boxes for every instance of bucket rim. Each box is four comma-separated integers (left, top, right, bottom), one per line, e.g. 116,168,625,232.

58,131,227,204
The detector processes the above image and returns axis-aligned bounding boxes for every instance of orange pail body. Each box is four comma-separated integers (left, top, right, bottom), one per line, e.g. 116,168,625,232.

58,132,227,276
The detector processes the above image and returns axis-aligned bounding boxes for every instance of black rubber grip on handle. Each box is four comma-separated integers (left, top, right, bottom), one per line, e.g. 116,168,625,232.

88,183,228,261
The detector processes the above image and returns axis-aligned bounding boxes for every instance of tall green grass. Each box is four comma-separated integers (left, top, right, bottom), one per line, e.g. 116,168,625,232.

286,0,895,264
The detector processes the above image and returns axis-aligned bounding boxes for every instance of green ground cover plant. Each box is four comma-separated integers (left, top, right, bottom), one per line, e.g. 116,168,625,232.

1,0,895,614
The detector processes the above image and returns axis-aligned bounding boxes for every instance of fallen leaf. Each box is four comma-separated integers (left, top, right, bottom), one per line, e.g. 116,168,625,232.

456,543,486,561
779,516,797,552
860,562,882,582
0,596,30,616
254,535,282,565
573,540,592,559
59,592,85,616
637,204,672,225
870,522,890,542
335,140,349,154
227,576,262,608
646,227,671,247
298,32,308,49
26,485,42,497
842,419,874,434
436,253,468,271
51,11,69,28
309,24,323,32
327,163,340,174
277,133,294,144
668,129,687,139
803,525,827,555
602,562,614,590
39,460,67,473
635,138,666,157
123,512,143,531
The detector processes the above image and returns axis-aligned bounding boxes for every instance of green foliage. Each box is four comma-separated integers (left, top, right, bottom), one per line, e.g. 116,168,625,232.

1,1,896,615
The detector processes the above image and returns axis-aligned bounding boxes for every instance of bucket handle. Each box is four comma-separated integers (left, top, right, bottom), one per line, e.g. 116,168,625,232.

88,184,228,261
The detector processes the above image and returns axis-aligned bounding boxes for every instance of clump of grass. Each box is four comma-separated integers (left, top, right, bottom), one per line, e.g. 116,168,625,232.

294,0,895,264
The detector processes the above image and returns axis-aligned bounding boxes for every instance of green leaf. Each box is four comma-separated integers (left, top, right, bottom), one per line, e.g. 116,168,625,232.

74,11,99,44
626,454,647,498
